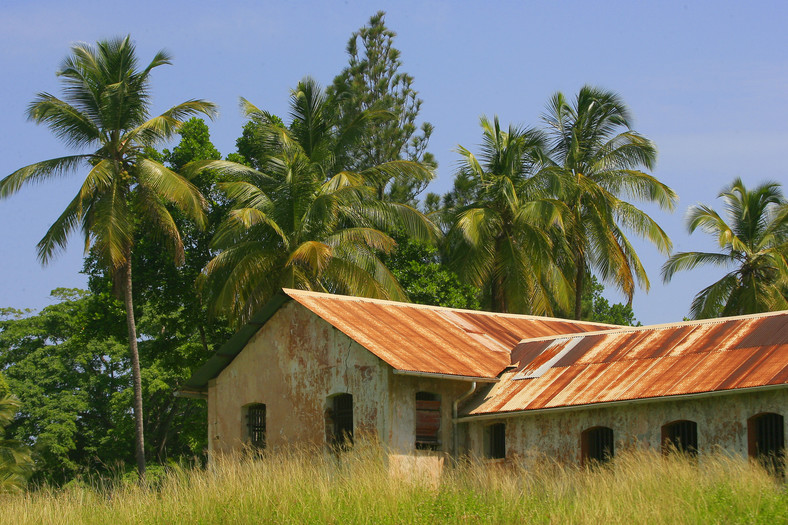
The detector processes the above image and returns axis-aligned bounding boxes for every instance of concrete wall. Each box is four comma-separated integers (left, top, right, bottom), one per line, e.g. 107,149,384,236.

208,301,390,453
463,388,788,465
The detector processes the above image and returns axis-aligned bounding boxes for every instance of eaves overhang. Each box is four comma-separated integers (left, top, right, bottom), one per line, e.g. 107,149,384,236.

391,369,499,383
455,383,788,423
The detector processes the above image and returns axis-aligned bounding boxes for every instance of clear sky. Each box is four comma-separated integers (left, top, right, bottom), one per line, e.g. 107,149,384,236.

1,0,786,325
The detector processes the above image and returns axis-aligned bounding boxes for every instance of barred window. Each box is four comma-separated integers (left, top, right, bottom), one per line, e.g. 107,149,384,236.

582,426,614,465
484,423,506,459
415,392,441,450
662,420,698,456
244,403,266,449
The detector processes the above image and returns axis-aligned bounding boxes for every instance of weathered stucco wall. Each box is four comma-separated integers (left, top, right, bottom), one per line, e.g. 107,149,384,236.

463,388,788,464
206,300,480,457
208,301,390,453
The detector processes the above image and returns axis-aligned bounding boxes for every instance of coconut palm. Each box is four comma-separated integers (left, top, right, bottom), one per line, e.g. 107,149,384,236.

538,86,677,319
0,394,33,493
662,179,788,318
0,37,216,477
198,78,436,324
446,116,571,314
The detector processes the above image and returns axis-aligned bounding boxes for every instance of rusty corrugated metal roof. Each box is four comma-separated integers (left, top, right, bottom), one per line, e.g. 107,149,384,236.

462,310,788,416
285,289,616,379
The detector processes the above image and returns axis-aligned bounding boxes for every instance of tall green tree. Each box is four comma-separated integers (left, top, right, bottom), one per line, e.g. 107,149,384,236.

0,37,216,477
0,291,130,483
446,116,571,314
328,11,435,202
537,86,677,319
662,178,788,318
198,78,436,324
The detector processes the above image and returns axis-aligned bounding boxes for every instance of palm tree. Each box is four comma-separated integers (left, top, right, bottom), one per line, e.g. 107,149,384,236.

0,394,33,493
538,86,677,319
198,78,436,324
446,116,571,314
662,178,788,318
0,37,216,477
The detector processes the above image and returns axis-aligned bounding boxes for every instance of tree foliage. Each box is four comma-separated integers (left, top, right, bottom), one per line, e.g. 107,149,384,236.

199,78,437,325
662,178,788,318
0,373,33,493
328,11,434,202
384,235,480,310
537,86,676,319
444,116,571,314
0,291,125,484
581,276,640,326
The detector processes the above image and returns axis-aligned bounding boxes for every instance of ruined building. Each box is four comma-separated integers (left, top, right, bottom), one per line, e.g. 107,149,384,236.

181,289,787,467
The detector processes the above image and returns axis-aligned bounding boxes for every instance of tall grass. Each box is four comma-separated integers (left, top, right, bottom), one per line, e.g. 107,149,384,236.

1,443,786,524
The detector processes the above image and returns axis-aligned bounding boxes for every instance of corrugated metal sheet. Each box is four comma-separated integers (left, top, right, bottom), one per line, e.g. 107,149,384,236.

463,311,788,416
285,289,615,379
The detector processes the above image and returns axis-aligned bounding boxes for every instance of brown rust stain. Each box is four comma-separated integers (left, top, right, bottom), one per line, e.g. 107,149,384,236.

285,290,787,417
510,340,556,368
735,316,788,348
286,289,611,380
466,312,788,415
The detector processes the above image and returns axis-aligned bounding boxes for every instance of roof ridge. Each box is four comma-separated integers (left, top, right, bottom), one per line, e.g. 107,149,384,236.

282,288,619,328
515,309,788,344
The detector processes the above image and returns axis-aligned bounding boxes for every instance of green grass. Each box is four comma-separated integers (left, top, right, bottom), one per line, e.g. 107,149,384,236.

1,443,786,524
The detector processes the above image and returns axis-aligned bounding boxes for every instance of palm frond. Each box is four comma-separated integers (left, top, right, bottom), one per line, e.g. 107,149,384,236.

0,155,90,197
135,158,207,227
26,94,101,148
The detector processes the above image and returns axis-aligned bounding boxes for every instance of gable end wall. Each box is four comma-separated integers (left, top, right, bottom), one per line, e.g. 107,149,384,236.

208,301,390,453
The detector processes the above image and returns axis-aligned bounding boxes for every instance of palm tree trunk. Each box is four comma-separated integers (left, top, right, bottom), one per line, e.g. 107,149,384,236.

123,257,146,479
574,257,584,320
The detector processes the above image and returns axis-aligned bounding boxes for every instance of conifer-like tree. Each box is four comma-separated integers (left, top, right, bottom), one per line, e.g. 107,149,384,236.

328,11,434,202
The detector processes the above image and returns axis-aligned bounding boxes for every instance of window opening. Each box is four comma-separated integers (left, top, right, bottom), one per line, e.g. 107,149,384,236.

245,403,266,450
330,393,354,447
484,423,506,459
582,426,614,465
748,412,784,474
661,420,698,456
415,392,441,450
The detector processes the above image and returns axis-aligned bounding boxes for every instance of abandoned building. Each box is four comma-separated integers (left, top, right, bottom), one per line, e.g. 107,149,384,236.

182,289,788,467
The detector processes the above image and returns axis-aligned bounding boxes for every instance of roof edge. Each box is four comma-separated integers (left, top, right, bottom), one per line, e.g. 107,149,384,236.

392,369,499,383
183,292,292,390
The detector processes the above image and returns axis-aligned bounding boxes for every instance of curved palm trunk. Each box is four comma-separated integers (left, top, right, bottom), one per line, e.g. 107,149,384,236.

123,257,146,478
574,259,584,320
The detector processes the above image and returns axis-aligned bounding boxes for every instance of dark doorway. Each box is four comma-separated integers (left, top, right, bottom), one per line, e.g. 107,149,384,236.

330,393,354,447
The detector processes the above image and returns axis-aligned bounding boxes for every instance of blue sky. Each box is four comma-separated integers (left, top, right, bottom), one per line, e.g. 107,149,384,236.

1,0,786,325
